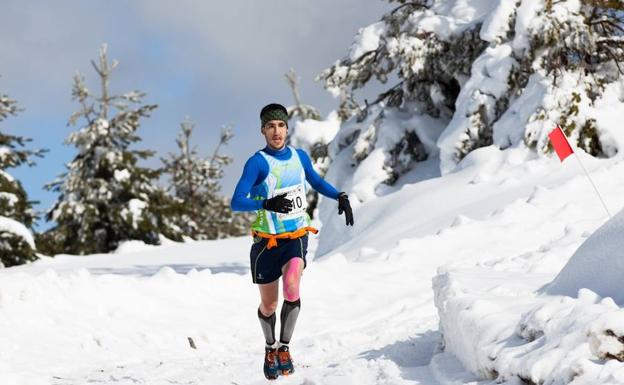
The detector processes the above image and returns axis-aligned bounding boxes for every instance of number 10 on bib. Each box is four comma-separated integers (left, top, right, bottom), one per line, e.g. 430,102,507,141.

274,185,307,220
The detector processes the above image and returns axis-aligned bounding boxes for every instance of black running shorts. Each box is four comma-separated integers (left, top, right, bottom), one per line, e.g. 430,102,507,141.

250,235,308,284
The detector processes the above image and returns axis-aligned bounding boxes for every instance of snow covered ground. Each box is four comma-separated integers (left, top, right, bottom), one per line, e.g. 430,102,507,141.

1,146,623,384
434,198,624,385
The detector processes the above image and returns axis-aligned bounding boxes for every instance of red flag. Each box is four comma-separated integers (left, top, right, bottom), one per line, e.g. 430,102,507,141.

548,125,574,162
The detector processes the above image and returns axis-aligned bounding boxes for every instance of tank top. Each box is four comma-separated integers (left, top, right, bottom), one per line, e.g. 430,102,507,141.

250,146,312,234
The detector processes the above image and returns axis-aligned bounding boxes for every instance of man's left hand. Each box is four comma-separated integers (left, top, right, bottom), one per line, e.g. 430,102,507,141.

337,192,354,226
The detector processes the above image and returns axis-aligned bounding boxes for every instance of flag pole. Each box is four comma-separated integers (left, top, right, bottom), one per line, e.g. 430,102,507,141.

571,151,612,219
555,125,612,219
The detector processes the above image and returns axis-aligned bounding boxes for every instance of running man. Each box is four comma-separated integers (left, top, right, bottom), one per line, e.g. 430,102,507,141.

231,103,354,380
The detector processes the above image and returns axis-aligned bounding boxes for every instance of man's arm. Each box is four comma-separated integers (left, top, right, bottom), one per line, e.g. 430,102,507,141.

296,149,340,200
297,149,354,226
230,155,266,212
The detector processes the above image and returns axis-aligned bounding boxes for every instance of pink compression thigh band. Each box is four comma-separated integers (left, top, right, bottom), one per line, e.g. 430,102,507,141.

283,258,304,301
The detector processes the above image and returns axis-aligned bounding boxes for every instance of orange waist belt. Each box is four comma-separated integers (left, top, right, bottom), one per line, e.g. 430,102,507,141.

252,226,319,249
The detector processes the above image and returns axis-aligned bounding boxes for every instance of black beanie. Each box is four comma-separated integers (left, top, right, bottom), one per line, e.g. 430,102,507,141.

260,103,289,127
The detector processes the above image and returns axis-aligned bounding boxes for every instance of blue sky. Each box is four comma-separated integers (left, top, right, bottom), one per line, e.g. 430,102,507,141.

0,0,391,230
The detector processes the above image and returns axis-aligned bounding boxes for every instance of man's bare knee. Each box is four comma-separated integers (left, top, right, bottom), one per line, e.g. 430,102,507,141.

260,300,278,316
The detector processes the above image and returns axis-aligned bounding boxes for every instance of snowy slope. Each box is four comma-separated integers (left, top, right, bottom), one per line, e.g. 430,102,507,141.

547,208,624,304
429,156,624,384
1,145,623,384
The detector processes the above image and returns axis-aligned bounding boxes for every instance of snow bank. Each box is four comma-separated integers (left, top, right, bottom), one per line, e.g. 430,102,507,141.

433,181,624,384
433,269,551,380
547,208,624,304
317,143,622,258
434,269,624,385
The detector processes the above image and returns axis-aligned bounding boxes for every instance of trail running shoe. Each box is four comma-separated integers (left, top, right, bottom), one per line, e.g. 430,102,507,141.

277,345,295,375
264,347,280,380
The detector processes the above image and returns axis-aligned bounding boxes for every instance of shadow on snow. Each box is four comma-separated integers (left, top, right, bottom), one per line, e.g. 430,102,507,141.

88,263,249,276
358,330,442,382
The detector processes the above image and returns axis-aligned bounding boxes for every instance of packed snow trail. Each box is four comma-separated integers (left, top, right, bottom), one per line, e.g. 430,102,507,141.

2,237,464,385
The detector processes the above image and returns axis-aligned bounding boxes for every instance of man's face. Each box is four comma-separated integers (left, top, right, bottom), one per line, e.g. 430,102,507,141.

261,120,288,150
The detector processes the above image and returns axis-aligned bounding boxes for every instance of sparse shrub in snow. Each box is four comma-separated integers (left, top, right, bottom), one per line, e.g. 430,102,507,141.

161,118,252,239
0,85,45,266
40,45,184,255
318,0,624,199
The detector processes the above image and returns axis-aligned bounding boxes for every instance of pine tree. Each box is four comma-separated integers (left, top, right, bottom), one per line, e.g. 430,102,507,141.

202,125,254,238
161,118,212,239
318,0,624,200
0,85,46,266
319,0,477,195
162,119,252,239
520,1,624,158
41,45,183,255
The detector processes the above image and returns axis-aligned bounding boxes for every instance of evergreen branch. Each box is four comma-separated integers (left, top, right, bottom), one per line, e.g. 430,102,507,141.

591,18,624,33
600,43,624,74
367,81,405,108
90,59,105,78
388,0,430,16
0,99,22,124
584,0,624,11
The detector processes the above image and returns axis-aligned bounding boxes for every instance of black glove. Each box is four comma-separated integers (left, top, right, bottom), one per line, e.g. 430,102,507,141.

263,193,293,214
337,192,354,226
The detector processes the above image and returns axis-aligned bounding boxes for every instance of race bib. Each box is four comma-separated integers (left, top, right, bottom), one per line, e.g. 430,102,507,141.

274,184,307,220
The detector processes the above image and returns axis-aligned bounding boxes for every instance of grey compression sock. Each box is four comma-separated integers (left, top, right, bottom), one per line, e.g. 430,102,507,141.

279,299,301,345
258,308,276,347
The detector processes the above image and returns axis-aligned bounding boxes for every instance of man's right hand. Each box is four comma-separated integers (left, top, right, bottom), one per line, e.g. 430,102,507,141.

263,193,293,214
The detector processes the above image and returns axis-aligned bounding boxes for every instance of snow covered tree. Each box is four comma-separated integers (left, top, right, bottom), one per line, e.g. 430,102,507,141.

161,118,207,239
162,119,252,239
200,125,255,238
0,88,45,266
318,0,624,202
41,45,183,255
